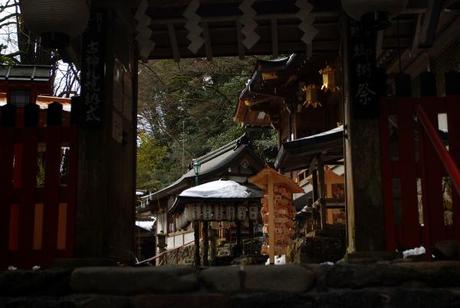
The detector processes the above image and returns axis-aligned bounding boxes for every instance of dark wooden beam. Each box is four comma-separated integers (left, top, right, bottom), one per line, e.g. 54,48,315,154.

193,221,200,266
411,13,424,53
167,23,181,62
419,0,444,47
202,22,213,61
271,18,279,58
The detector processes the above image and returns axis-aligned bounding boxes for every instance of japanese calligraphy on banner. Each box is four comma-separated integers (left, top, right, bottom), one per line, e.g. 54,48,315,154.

349,17,379,118
81,11,105,127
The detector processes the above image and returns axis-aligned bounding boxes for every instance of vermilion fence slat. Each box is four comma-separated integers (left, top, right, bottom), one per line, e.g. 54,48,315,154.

1,106,78,269
380,98,397,251
447,96,460,251
42,126,61,261
18,127,39,268
65,127,78,258
397,98,420,248
420,99,446,244
381,95,460,256
0,128,14,268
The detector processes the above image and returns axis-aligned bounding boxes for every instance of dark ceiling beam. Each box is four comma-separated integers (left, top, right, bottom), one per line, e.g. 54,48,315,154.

167,23,181,62
419,0,444,47
387,15,460,77
271,18,279,58
411,13,424,53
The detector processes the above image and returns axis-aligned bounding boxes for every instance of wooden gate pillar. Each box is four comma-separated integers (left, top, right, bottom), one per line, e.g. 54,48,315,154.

343,15,387,256
74,7,137,263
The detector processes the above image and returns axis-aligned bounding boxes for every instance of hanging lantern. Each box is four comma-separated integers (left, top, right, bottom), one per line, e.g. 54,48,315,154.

341,0,408,21
319,65,338,92
302,84,322,109
21,0,90,47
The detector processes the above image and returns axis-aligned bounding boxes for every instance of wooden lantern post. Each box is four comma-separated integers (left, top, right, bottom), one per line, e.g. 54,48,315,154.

250,167,303,264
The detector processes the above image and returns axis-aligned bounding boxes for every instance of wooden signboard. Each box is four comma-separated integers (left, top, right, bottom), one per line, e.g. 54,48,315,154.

81,11,105,128
250,167,302,264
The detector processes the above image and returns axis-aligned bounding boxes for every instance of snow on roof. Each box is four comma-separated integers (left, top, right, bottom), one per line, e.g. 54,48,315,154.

295,125,343,142
331,165,345,176
135,220,155,231
179,179,263,199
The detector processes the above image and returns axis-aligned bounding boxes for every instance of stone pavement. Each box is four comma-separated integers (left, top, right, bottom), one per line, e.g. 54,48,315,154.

2,262,460,307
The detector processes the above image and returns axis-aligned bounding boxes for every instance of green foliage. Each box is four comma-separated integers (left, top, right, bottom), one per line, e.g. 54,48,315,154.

137,57,277,191
0,44,15,65
136,131,168,190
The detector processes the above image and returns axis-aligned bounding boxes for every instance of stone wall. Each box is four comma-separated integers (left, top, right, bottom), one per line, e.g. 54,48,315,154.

2,262,460,307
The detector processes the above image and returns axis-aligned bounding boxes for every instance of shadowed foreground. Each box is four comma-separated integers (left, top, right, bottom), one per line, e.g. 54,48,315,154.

2,262,460,307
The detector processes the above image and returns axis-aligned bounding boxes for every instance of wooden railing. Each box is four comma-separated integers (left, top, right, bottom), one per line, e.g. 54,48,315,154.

136,240,195,266
0,103,78,269
380,95,460,255
416,105,460,196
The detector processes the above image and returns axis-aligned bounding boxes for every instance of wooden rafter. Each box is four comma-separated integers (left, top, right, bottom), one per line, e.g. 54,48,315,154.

202,22,213,61
271,18,279,58
167,23,181,62
419,0,444,47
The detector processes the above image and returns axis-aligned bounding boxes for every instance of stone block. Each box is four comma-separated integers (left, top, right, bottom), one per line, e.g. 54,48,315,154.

70,266,198,295
132,294,231,308
200,266,242,293
230,293,315,308
0,269,72,297
243,265,315,293
325,264,419,288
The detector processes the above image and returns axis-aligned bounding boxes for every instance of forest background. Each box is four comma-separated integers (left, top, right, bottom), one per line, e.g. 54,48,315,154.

137,58,277,191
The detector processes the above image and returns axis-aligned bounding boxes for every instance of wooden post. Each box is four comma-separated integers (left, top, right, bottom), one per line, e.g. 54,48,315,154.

343,15,386,254
311,165,320,229
317,155,327,229
75,8,136,261
235,220,242,257
268,175,275,264
248,219,254,255
202,221,209,266
210,228,217,264
193,221,200,266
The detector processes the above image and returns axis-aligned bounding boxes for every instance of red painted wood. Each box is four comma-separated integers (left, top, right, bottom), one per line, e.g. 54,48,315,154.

379,98,397,251
419,100,446,244
12,144,22,189
0,127,15,268
380,95,460,256
446,96,460,253
42,126,61,262
416,104,460,198
64,126,78,258
397,98,420,248
17,126,39,266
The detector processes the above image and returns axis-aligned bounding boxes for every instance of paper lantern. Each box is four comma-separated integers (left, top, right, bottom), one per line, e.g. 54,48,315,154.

21,0,90,39
302,84,322,109
319,65,338,92
341,0,408,21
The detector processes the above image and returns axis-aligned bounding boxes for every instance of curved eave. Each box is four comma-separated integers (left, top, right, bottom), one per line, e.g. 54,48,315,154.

275,128,344,172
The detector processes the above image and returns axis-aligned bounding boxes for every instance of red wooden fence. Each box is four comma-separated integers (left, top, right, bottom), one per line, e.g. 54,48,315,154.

380,95,460,256
0,102,78,269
